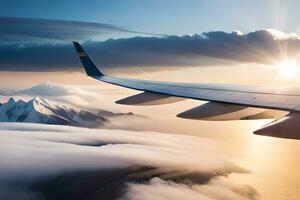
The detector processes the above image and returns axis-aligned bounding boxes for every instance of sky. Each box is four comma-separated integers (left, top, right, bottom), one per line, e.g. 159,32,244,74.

2,0,300,35
2,2,300,199
2,0,300,78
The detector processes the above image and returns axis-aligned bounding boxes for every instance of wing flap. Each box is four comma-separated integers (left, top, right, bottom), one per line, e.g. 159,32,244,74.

254,113,300,139
177,102,288,121
177,102,266,121
116,91,184,105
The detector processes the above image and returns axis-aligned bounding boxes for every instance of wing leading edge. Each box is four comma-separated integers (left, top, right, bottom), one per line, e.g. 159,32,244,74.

73,42,300,140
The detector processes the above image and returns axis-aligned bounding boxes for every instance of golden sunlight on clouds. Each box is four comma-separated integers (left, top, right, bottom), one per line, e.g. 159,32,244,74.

0,71,95,88
127,64,300,86
2,62,300,89
266,28,300,40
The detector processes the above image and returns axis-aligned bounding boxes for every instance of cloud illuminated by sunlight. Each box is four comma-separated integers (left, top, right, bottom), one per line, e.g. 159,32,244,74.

266,29,300,40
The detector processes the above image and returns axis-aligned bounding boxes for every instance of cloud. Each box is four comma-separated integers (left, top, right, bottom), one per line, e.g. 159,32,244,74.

0,123,258,200
0,16,156,43
125,177,257,200
9,80,85,96
1,29,300,71
0,81,103,107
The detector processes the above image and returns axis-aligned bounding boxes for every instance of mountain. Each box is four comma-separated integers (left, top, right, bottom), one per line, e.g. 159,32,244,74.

0,97,136,128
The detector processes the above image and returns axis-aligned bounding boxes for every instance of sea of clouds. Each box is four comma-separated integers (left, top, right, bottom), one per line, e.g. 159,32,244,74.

0,123,258,200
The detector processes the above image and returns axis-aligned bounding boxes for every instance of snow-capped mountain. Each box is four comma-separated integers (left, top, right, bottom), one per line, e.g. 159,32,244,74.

0,97,115,127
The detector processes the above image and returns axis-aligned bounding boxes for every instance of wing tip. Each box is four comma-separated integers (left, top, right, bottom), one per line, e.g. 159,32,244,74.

72,41,104,77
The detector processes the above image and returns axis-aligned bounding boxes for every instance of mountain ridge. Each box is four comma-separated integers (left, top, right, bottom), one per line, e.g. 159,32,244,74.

0,97,136,128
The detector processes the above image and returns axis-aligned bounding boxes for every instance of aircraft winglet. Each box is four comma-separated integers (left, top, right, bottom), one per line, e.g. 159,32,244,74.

72,41,104,77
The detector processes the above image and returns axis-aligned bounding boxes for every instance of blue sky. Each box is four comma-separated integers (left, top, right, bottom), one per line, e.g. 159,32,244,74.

1,0,300,36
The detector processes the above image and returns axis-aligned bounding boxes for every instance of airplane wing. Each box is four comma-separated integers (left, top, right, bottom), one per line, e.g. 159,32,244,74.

73,41,300,140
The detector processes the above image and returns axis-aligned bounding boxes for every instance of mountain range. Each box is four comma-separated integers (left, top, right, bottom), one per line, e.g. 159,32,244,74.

0,96,137,128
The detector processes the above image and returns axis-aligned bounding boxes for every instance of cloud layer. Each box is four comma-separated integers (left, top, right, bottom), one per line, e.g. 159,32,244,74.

0,123,258,200
0,16,152,43
1,28,300,71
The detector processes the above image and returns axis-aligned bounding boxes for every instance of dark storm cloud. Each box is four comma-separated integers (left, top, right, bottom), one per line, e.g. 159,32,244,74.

1,28,300,71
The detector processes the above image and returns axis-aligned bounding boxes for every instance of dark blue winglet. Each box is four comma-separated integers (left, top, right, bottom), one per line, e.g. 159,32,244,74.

72,41,104,77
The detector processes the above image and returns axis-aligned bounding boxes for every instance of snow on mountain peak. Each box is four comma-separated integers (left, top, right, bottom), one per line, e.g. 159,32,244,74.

7,97,15,104
0,97,107,127
31,96,51,106
0,96,140,128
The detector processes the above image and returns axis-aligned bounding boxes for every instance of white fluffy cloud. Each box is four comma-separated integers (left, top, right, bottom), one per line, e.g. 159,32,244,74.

0,123,258,200
126,177,257,200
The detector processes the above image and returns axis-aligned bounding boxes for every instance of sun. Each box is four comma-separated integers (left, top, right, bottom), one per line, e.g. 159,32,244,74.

276,59,298,79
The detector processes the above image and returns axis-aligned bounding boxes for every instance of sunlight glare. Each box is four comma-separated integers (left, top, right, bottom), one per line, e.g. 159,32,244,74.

276,59,298,79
